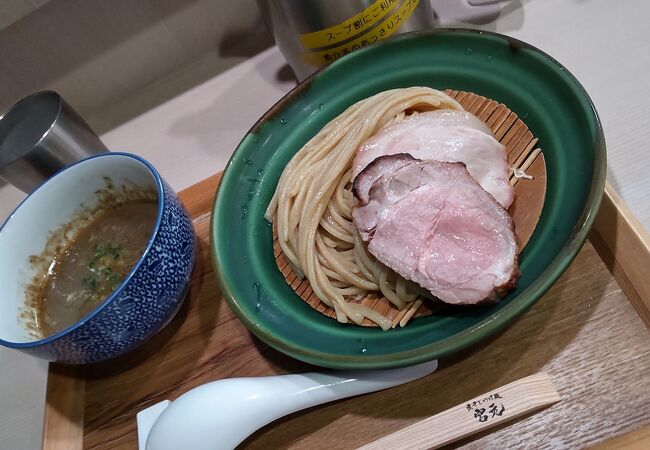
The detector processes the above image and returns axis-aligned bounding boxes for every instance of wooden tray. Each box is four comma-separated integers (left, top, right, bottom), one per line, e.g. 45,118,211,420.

42,175,650,449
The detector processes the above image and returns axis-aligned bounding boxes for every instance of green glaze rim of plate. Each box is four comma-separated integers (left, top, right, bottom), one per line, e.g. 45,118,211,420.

211,29,606,369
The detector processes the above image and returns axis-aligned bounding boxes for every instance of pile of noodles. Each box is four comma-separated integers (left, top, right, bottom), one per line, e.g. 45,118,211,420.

265,87,463,330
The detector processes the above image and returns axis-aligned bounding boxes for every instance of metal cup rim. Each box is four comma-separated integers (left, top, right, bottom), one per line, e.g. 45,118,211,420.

0,90,64,167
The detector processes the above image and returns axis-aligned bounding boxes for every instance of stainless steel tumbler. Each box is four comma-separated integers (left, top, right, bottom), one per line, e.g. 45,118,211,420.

257,0,435,80
0,91,108,193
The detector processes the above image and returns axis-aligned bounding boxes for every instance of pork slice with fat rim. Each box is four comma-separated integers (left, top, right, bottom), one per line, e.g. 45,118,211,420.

352,154,519,305
352,110,514,209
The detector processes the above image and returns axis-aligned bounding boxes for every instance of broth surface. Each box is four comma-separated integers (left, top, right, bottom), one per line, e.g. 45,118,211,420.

33,200,157,337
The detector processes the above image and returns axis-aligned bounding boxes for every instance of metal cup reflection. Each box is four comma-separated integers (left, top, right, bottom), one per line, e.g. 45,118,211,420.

0,91,107,193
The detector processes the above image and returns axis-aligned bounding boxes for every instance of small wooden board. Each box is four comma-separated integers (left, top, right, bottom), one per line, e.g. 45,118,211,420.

273,90,547,327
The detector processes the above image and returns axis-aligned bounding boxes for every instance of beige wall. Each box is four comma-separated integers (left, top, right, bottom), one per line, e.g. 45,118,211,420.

0,0,52,30
0,0,274,133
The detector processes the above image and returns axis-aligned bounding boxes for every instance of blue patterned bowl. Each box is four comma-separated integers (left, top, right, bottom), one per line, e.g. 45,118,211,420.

0,152,195,364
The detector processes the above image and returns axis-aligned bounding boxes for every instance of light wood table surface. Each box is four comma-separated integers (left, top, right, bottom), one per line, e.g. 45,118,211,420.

0,0,649,448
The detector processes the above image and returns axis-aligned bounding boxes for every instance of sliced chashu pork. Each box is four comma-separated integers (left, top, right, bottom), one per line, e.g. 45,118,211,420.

352,110,514,208
352,154,519,305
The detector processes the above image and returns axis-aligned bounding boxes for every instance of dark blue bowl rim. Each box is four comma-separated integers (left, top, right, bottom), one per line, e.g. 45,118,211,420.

0,152,165,348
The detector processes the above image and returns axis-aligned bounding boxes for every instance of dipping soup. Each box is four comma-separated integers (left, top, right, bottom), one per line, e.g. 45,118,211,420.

30,199,157,337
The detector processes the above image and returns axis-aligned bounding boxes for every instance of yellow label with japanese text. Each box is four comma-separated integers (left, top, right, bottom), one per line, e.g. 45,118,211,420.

300,0,420,67
299,0,400,50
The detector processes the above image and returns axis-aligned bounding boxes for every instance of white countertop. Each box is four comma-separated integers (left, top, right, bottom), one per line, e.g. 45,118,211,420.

1,0,649,448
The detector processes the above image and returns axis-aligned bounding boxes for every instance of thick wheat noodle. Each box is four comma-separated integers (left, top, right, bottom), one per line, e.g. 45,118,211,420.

330,284,367,295
297,121,364,267
396,277,418,303
324,217,353,242
266,94,386,220
320,217,352,243
320,234,341,248
325,246,355,263
289,181,310,231
328,201,353,231
312,267,337,307
353,231,381,274
315,234,357,273
353,245,377,282
321,237,353,253
338,288,368,296
375,270,404,309
316,234,378,290
324,207,353,233
321,265,348,283
339,248,356,257
334,170,353,217
266,87,463,329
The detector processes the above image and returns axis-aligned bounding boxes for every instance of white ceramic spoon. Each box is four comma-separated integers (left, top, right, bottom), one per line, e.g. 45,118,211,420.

137,360,438,450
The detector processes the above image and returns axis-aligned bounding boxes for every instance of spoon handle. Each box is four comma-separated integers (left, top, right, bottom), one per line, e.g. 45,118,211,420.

276,359,439,410
139,360,437,450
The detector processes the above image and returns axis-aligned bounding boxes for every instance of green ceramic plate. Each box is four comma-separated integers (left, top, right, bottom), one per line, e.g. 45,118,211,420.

211,29,606,369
